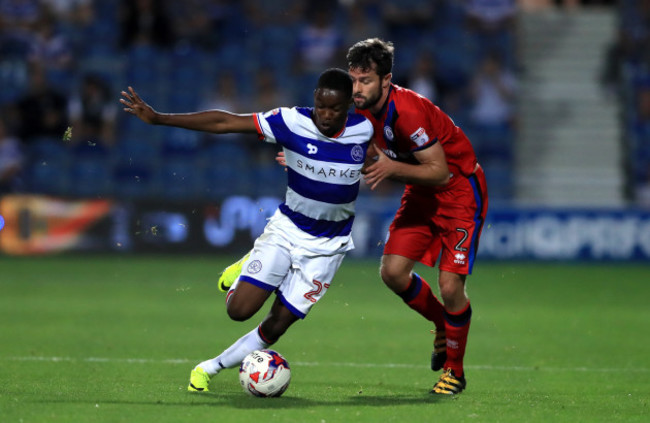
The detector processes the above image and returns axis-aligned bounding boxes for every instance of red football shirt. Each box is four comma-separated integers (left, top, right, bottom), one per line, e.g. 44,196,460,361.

356,83,478,194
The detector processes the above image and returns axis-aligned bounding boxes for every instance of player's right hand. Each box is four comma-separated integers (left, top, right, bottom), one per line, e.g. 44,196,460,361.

275,151,287,169
120,86,158,124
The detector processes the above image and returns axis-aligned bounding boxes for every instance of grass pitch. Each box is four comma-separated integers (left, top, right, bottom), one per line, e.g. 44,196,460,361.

1,255,648,422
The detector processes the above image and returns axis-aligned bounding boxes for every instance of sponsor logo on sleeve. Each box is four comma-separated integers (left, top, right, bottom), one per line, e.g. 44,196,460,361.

410,127,429,147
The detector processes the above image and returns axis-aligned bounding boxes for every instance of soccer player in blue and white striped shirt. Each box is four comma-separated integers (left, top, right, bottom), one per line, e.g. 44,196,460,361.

120,68,374,392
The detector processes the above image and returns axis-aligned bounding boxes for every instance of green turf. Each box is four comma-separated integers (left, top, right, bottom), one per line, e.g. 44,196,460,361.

1,255,648,422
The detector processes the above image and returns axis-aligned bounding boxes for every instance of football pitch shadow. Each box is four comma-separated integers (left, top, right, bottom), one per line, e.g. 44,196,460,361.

213,393,443,409
31,392,446,410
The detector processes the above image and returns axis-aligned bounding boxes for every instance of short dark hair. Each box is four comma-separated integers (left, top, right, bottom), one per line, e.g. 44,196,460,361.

317,68,353,99
346,38,394,78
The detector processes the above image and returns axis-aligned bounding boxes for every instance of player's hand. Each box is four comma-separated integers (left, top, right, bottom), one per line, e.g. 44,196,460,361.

120,86,158,124
275,151,287,169
361,143,379,174
362,147,394,190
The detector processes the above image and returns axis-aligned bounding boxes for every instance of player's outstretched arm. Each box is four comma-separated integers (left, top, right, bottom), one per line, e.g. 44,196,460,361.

120,86,258,134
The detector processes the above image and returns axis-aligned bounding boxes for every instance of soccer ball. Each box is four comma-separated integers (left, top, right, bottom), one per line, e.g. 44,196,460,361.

239,349,291,397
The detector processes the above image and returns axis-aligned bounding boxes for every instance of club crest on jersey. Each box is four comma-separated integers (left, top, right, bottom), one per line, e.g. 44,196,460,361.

307,143,318,155
247,260,262,274
383,126,394,141
350,144,364,162
410,127,429,147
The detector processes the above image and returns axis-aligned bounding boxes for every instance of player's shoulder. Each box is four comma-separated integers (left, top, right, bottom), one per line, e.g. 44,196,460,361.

259,106,292,120
392,84,435,107
346,111,374,136
259,106,311,128
347,111,370,126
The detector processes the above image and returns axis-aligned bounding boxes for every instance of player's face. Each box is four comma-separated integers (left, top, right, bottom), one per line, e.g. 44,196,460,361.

349,66,390,112
312,88,350,137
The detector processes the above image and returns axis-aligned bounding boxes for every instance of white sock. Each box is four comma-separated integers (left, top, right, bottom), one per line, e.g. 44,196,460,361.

198,326,270,376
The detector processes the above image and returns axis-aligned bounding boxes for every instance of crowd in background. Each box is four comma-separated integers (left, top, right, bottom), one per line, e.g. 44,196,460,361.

610,0,650,207
0,0,539,204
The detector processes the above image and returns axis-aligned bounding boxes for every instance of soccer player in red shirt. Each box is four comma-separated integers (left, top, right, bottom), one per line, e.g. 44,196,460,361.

347,38,488,395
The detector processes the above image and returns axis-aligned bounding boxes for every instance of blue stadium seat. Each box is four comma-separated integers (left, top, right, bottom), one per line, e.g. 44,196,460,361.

26,137,71,165
113,164,156,200
0,59,28,105
116,138,159,164
162,127,201,158
158,159,201,201
251,164,287,198
203,165,255,200
69,158,113,198
482,160,513,202
71,140,110,160
432,25,479,89
203,141,249,169
472,123,514,162
25,161,70,196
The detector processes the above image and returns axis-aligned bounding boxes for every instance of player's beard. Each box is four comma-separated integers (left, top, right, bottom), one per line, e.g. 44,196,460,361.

353,85,383,111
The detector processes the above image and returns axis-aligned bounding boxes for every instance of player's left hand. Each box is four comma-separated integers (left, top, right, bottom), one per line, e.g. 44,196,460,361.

362,147,394,190
120,86,158,124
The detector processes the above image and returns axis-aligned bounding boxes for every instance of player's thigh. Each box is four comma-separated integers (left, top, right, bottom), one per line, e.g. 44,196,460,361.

437,216,480,275
278,252,345,319
384,220,436,263
239,232,293,289
228,232,293,320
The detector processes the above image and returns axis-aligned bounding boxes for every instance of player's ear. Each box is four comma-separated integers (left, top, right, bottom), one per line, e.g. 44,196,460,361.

382,73,392,89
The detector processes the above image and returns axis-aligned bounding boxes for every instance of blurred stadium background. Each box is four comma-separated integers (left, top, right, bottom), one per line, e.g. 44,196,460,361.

1,0,649,261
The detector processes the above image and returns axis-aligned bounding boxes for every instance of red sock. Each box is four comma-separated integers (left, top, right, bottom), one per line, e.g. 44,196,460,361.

398,273,445,330
444,301,472,377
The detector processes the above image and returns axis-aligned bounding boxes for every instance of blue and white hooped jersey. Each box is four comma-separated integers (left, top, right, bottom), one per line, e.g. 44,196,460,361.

254,107,373,254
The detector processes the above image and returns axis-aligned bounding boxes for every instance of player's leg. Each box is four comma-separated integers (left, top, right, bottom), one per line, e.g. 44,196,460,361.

188,282,274,392
381,192,447,334
192,295,299,384
430,229,473,394
225,280,274,321
431,168,487,394
380,253,446,331
259,296,300,343
380,253,447,370
431,270,470,395
225,232,291,320
189,234,291,392
188,323,270,392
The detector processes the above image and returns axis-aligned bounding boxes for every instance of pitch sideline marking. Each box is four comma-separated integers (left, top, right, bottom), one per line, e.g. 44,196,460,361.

1,355,647,373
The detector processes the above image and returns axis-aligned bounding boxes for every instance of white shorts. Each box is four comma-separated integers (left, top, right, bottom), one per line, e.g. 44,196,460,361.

231,229,345,319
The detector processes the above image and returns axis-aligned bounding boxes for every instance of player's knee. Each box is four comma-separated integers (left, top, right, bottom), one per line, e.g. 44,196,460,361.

439,273,467,305
379,264,408,291
226,303,254,322
439,284,458,304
